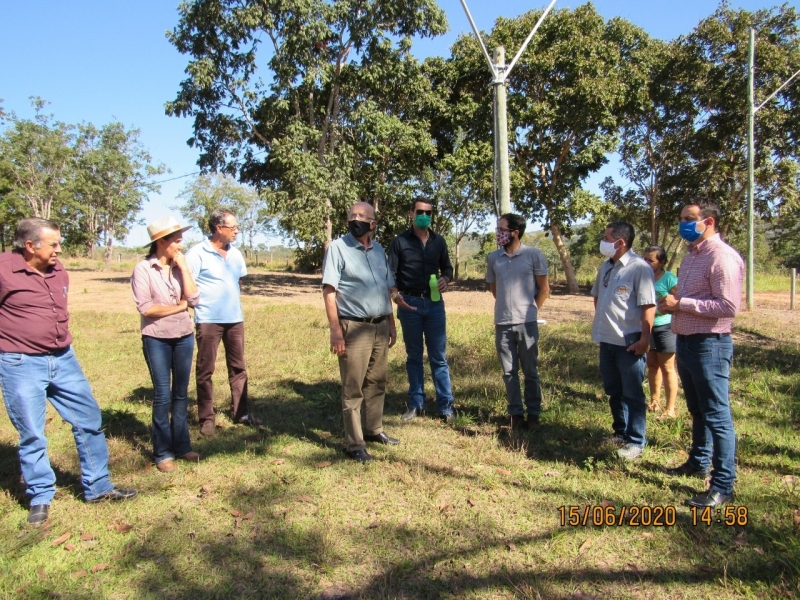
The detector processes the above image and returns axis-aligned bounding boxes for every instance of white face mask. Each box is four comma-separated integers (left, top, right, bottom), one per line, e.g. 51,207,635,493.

599,239,618,258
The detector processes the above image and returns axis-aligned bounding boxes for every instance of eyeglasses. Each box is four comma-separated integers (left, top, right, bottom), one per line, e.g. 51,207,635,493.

350,214,375,223
219,224,239,231
602,267,614,288
496,227,512,234
415,209,432,216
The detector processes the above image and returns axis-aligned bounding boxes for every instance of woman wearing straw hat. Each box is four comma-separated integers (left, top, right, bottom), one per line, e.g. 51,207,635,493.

131,216,201,472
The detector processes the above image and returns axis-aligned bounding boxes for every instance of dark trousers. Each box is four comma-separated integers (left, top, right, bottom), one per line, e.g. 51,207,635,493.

195,322,249,424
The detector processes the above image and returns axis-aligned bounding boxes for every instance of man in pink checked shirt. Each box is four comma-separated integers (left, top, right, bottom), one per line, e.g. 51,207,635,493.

658,201,744,509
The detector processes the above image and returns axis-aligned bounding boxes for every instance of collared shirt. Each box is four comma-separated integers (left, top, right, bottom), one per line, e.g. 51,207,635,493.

0,251,72,354
388,229,453,294
486,244,549,325
671,233,743,335
591,250,656,346
131,257,201,338
322,233,394,319
185,239,247,324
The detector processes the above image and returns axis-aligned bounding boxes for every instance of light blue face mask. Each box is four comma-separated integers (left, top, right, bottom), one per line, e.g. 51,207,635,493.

679,220,705,243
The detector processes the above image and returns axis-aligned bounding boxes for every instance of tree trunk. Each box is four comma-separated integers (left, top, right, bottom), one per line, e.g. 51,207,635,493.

454,239,461,281
550,223,579,293
104,235,114,271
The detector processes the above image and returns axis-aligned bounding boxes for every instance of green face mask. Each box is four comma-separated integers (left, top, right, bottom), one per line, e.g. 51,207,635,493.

414,214,431,229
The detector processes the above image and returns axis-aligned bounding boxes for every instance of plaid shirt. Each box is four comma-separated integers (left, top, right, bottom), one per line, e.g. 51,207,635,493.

671,234,744,335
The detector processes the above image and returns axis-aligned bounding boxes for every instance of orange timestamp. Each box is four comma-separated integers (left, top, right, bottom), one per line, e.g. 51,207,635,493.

558,504,677,527
690,505,749,526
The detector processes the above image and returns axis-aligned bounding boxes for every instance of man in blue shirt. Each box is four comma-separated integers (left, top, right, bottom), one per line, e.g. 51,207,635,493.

322,202,403,462
186,208,259,436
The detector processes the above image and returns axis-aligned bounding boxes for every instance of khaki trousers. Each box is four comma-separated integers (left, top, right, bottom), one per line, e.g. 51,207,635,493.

338,319,389,451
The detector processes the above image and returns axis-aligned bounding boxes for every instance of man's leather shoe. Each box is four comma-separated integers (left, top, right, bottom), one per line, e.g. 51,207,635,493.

401,407,421,422
28,504,49,526
200,420,216,437
509,415,527,430
687,489,734,508
178,451,201,462
235,414,263,426
527,414,541,430
663,461,710,479
344,448,374,463
364,432,400,445
156,459,177,473
87,488,138,503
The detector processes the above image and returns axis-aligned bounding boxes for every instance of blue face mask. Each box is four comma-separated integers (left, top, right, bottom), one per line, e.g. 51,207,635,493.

679,220,705,243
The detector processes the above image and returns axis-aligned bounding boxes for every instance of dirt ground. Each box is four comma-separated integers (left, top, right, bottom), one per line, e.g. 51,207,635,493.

67,268,800,338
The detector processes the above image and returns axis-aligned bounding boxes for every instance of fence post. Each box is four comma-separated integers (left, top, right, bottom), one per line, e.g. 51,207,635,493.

255,251,258,267
117,253,121,264
792,268,796,311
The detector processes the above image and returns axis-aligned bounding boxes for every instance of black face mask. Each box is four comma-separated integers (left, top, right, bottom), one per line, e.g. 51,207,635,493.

348,219,372,238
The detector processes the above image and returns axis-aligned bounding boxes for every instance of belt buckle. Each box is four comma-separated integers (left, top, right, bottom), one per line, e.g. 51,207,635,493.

366,316,376,324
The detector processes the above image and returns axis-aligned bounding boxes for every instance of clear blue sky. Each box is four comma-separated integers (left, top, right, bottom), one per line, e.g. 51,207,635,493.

1,1,796,245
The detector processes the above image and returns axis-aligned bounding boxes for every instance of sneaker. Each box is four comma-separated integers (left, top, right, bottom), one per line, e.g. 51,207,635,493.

402,407,422,422
440,413,455,424
663,461,710,479
617,443,643,460
606,435,625,447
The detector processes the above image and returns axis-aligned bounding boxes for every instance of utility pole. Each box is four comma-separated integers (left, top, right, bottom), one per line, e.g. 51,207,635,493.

459,0,556,216
746,27,800,311
747,28,755,311
493,46,510,214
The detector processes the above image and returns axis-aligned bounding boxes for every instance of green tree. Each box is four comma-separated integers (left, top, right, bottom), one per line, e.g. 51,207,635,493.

73,123,166,267
175,173,267,250
0,98,75,220
680,3,800,236
166,0,447,266
448,6,649,292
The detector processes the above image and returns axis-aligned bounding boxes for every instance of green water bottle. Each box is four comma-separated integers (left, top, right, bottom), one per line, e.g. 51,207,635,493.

429,274,441,301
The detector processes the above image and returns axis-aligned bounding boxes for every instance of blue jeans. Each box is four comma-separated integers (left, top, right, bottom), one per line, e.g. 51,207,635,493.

0,347,114,505
676,335,736,495
397,296,454,415
599,342,647,447
142,334,194,463
495,322,542,416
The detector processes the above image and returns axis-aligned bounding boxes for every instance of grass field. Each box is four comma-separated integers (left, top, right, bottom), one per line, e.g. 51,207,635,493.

1,271,799,599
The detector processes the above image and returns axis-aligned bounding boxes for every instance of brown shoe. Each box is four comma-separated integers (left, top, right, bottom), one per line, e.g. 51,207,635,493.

200,420,216,437
509,415,527,430
178,451,201,462
157,459,177,473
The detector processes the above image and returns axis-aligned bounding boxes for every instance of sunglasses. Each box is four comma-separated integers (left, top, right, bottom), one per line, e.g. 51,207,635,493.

415,209,432,216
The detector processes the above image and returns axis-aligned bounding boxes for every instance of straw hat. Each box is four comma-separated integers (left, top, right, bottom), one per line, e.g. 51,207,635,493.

147,216,192,243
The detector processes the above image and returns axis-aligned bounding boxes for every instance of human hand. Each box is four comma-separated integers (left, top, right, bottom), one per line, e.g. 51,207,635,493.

394,294,417,311
437,277,449,293
627,339,649,356
330,330,346,356
389,324,397,348
658,294,680,313
173,251,188,270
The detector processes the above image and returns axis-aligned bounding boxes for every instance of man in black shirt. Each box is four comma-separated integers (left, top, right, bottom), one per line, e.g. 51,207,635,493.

388,198,455,423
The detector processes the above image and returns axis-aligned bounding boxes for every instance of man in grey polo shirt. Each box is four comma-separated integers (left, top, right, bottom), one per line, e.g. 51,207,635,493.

591,221,655,460
486,213,550,430
322,202,403,463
